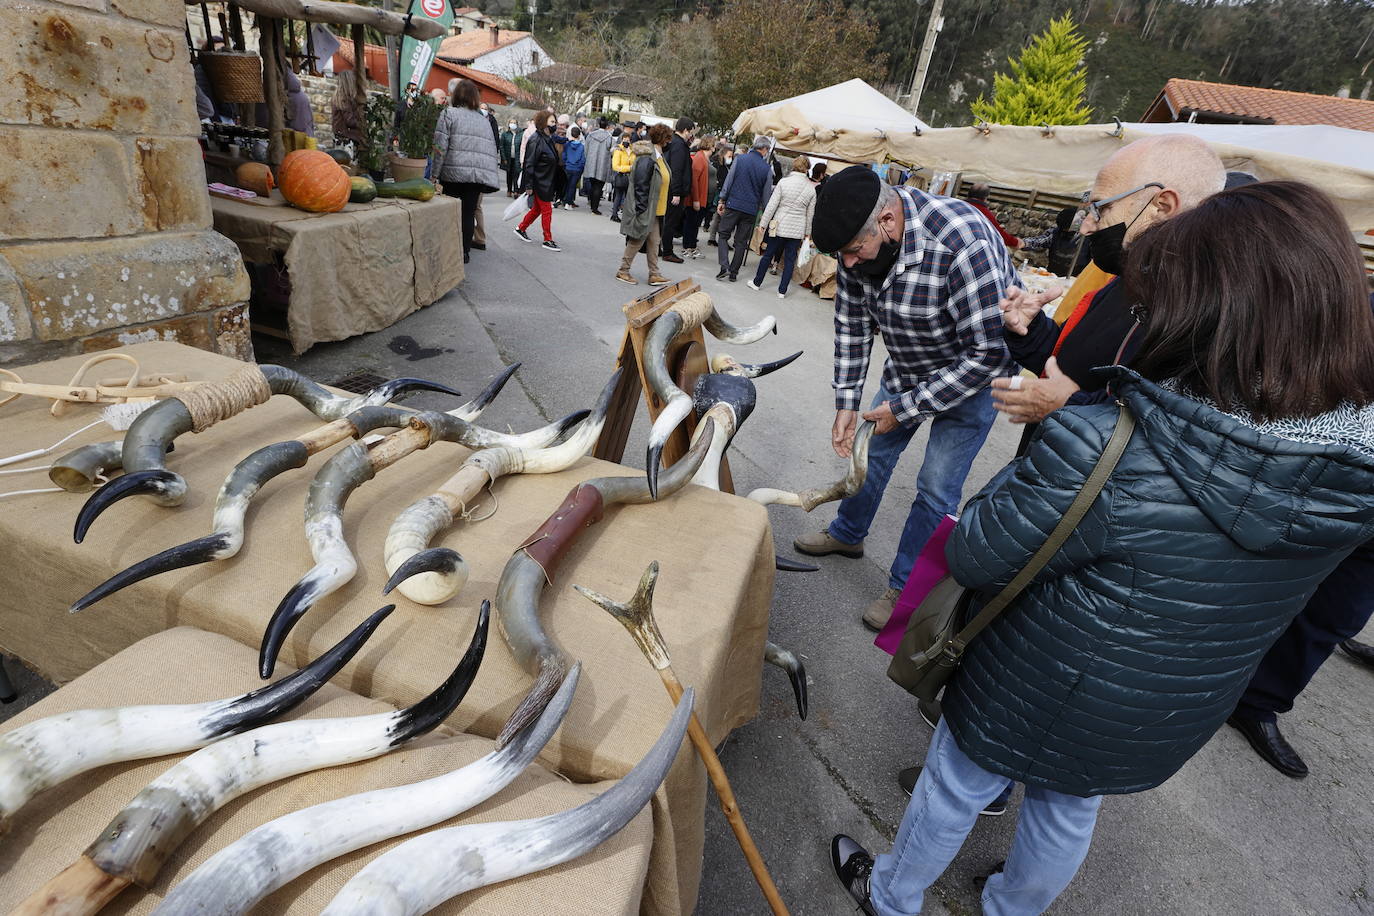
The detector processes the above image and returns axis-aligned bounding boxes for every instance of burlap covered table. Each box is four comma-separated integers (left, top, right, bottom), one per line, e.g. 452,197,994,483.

211,193,464,354
0,342,776,916
0,627,654,914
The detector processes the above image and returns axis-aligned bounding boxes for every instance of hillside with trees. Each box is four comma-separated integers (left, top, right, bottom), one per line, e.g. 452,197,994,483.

473,0,1374,128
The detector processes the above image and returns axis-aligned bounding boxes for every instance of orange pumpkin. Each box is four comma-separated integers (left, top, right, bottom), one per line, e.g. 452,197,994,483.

277,150,349,213
234,161,275,197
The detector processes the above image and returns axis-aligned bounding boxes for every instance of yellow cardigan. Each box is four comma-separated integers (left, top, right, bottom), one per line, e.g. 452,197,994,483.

612,146,634,173
654,154,670,217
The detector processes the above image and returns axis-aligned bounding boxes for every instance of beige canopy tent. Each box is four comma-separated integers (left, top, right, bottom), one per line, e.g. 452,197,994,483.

735,89,1374,232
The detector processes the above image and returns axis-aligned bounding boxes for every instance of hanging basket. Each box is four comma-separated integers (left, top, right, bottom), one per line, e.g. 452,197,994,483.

201,51,264,104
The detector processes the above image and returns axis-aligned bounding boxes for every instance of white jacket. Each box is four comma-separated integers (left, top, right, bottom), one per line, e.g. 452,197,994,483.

760,172,816,240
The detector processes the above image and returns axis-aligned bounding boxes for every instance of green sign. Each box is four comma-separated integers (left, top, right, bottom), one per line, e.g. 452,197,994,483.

399,0,453,93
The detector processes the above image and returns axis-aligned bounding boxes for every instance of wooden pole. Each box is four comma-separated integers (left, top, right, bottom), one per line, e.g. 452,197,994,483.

260,17,287,166
577,566,789,916
12,857,130,916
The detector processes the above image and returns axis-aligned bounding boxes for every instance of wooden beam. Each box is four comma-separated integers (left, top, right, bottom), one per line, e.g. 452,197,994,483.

187,0,446,39
261,17,287,166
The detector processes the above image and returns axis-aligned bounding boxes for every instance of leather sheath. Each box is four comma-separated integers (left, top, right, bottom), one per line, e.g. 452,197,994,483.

518,483,606,580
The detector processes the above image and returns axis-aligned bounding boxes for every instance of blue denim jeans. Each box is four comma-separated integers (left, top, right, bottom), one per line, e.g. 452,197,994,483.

753,235,802,293
828,383,997,591
870,720,1102,916
562,170,583,205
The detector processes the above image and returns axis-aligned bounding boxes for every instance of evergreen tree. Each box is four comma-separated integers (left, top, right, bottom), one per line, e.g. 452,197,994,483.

970,13,1094,125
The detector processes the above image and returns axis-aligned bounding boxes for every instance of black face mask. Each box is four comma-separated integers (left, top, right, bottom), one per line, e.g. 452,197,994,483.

853,225,901,280
1087,220,1127,275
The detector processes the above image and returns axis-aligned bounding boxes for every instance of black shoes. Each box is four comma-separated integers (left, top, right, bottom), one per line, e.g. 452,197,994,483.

1339,638,1374,669
716,267,729,280
541,239,561,252
830,835,877,915
896,766,1009,815
729,273,738,282
470,243,486,251
917,697,942,730
609,214,621,222
662,253,684,263
513,228,531,242
1227,714,1309,778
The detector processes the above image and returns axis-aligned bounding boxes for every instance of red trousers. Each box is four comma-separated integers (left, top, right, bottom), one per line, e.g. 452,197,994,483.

518,195,554,241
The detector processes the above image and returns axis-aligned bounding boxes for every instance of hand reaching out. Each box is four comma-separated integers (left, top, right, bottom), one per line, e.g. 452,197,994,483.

999,284,1063,336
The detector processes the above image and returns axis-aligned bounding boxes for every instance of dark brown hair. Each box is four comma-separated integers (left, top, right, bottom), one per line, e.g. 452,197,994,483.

533,110,554,131
451,79,481,110
648,123,673,147
1127,180,1374,420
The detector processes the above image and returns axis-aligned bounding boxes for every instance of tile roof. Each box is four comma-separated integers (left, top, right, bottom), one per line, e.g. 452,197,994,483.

1152,78,1374,132
528,63,663,100
437,28,531,61
334,43,518,100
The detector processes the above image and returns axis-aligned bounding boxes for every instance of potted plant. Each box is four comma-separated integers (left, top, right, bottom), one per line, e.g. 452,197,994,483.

356,92,394,180
392,94,442,182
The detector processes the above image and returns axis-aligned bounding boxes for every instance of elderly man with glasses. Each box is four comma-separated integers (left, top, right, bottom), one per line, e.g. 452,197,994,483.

990,134,1225,439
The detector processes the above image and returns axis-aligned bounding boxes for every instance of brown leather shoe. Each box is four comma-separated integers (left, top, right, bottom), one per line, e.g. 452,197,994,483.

615,271,637,284
792,529,863,558
861,587,901,631
647,274,671,286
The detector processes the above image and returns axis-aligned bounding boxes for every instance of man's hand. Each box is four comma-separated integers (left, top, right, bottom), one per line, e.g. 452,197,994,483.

999,284,1063,336
693,201,701,210
990,358,1080,424
862,400,900,436
671,195,681,205
717,202,726,215
832,409,858,458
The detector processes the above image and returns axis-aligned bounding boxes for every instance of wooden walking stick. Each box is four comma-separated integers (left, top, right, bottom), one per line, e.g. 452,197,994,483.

574,562,789,916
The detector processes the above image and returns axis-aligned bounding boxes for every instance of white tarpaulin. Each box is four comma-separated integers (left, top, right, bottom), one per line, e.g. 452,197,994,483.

733,92,1374,230
732,78,929,137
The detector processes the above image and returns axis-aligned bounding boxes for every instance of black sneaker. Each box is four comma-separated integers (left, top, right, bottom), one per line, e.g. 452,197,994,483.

918,697,942,730
728,274,738,282
716,268,729,280
610,214,621,222
830,835,877,915
897,766,1009,816
470,243,486,251
542,239,561,252
973,861,1006,891
514,228,532,242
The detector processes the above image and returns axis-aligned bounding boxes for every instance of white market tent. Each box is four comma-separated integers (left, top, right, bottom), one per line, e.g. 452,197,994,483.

735,86,1374,231
732,78,930,138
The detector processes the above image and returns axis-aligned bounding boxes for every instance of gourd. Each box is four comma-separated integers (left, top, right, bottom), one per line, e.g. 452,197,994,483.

234,162,275,197
325,148,353,166
374,179,437,202
278,149,350,213
349,176,378,203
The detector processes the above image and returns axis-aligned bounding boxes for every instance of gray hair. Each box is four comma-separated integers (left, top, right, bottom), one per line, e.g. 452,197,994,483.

751,135,771,150
858,184,899,239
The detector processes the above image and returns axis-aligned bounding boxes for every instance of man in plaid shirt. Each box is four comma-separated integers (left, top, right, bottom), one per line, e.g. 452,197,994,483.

794,167,1016,630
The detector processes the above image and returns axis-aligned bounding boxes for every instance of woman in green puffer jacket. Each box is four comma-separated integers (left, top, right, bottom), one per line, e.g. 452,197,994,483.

835,181,1374,916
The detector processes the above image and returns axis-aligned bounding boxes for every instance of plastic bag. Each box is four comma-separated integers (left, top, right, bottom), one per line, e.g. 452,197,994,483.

502,191,531,221
797,239,817,268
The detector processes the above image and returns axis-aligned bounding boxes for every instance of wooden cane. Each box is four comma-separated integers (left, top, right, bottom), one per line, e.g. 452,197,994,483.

574,562,789,916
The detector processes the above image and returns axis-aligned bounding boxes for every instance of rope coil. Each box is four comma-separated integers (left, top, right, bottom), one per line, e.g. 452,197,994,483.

181,365,273,433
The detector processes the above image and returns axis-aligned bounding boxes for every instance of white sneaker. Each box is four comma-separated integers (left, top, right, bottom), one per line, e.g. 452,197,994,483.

778,291,787,299
746,279,761,291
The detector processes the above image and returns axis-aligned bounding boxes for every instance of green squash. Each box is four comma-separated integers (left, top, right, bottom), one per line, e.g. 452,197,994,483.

348,176,377,203
325,148,352,166
374,178,437,202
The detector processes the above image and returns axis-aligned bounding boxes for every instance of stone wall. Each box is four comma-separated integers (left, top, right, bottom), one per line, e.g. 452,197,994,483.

299,73,337,146
0,0,251,365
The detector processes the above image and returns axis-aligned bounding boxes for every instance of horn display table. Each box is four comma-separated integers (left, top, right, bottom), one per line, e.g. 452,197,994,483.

209,191,464,355
0,341,775,916
0,626,653,914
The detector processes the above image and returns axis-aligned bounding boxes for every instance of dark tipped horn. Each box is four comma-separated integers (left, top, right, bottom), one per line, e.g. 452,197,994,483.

71,532,232,613
554,408,592,441
206,605,395,737
646,446,662,502
764,641,808,720
373,378,463,401
774,554,820,573
73,469,181,544
739,350,803,378
259,576,325,679
469,362,521,413
382,548,464,595
388,600,490,744
0,660,16,704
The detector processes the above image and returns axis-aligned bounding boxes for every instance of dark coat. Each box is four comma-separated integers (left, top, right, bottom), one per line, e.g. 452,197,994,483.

521,128,565,203
665,134,692,198
943,370,1374,797
620,140,662,241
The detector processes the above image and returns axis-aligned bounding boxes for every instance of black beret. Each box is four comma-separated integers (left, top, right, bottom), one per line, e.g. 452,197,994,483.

812,166,882,253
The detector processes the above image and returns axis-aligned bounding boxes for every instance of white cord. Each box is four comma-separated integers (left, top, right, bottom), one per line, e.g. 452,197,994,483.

0,419,103,468
0,465,49,476
0,486,63,499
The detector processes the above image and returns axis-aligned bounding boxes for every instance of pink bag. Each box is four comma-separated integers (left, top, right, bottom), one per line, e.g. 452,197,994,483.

874,515,958,655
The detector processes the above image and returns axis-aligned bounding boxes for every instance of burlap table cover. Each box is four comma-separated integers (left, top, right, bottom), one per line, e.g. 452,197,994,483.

0,627,654,914
211,194,465,354
0,342,776,916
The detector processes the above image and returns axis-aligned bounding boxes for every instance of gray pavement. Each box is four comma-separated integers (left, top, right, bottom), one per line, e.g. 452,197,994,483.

11,194,1368,915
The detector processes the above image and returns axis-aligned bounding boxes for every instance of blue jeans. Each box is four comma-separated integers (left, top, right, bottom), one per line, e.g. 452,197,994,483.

829,383,997,591
870,720,1102,916
562,169,583,205
753,235,802,293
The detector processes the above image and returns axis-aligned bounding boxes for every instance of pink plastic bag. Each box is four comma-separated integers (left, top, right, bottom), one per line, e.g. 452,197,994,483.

875,515,958,655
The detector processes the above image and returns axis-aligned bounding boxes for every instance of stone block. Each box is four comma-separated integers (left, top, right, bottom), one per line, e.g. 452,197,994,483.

133,137,212,232
0,5,197,135
0,257,33,343
80,312,213,352
110,0,182,28
0,127,142,242
5,230,250,342
212,303,254,361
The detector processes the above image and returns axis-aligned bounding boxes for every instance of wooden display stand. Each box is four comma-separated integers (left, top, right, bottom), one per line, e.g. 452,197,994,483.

593,280,734,494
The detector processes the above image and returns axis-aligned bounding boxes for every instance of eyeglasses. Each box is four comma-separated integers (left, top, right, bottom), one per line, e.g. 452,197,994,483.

1086,182,1164,224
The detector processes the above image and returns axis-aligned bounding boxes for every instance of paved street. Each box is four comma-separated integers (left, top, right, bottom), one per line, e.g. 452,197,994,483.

9,194,1366,915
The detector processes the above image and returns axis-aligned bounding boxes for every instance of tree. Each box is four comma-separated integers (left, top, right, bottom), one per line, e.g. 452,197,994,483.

540,16,660,114
970,13,1093,125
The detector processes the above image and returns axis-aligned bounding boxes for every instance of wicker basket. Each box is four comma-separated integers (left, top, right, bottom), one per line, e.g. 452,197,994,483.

200,51,264,104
